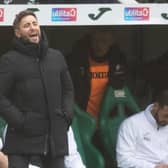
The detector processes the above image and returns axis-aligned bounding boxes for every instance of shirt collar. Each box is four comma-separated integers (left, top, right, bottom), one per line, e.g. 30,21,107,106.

144,104,168,130
144,104,158,129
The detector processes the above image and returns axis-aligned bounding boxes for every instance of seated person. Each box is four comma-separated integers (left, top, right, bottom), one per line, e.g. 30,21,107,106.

116,89,168,168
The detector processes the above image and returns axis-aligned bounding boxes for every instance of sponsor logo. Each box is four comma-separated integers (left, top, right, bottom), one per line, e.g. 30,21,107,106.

88,7,112,20
51,8,77,21
0,8,4,22
143,132,151,142
124,7,149,21
89,72,109,79
161,13,168,20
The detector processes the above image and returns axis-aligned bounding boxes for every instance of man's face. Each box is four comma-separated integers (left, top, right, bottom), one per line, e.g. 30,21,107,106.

154,104,168,126
15,15,41,44
90,31,113,58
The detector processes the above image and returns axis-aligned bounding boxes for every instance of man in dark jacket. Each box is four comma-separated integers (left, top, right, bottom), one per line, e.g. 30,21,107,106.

0,10,74,168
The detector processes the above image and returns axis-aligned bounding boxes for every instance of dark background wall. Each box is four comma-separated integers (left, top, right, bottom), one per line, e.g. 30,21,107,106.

1,25,168,108
1,25,168,63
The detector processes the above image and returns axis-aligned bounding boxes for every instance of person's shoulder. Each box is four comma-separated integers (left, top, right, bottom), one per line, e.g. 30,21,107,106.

121,111,144,127
127,111,144,122
47,48,65,60
0,50,20,62
47,48,67,64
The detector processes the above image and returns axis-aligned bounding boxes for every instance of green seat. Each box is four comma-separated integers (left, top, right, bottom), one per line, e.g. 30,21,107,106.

72,104,105,168
72,116,86,164
0,117,6,138
99,86,140,165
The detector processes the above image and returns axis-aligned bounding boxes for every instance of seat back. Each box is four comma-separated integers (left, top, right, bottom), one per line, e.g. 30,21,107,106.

72,116,86,164
72,104,105,168
0,118,6,138
99,86,140,164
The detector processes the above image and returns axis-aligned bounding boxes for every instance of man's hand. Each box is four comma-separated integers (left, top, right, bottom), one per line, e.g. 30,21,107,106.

0,152,8,168
155,164,168,168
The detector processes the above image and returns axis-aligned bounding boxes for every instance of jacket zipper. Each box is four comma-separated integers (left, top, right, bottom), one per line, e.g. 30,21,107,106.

44,134,48,155
36,57,50,155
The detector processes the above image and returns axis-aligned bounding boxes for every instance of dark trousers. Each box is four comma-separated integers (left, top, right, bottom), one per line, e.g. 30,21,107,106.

8,154,65,168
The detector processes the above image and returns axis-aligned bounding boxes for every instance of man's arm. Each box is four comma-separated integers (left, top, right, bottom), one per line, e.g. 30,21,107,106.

0,55,24,128
60,55,74,125
116,119,156,168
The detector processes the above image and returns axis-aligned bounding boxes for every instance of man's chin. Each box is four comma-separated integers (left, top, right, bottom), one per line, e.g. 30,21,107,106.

159,122,167,127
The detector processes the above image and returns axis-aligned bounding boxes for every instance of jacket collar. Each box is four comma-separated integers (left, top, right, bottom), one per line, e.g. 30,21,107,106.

144,104,168,130
144,104,158,129
12,31,48,59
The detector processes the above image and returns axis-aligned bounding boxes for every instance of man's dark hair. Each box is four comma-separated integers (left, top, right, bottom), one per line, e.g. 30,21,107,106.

154,89,168,107
13,10,37,30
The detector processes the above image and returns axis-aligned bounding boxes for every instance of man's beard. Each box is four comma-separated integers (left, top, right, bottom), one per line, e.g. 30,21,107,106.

154,111,167,127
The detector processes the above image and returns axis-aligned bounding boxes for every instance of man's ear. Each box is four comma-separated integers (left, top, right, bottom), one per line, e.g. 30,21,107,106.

14,29,21,38
153,102,160,112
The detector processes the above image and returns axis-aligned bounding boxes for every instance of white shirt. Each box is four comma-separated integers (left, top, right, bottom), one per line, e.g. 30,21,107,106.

0,138,3,150
116,104,168,168
64,126,86,168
